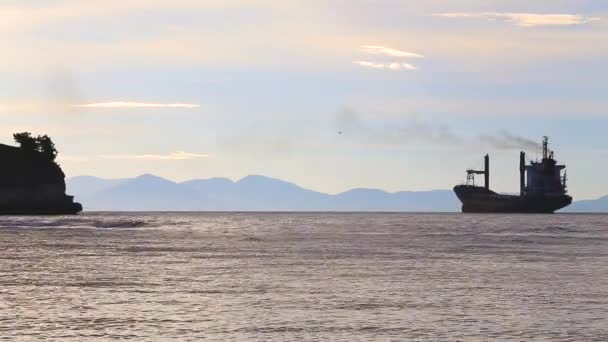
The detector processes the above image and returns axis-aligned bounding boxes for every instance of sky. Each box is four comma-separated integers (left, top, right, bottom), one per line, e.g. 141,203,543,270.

1,0,607,199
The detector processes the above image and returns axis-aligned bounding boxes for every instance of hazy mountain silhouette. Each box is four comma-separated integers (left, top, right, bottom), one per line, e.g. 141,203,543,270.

67,176,128,198
67,174,460,211
66,174,605,212
75,174,205,211
562,195,608,213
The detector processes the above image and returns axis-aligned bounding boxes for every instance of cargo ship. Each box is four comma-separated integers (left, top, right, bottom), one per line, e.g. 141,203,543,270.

453,137,572,213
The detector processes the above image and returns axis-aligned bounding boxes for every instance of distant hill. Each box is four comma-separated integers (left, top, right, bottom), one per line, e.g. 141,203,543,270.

562,195,608,213
66,176,128,198
66,175,607,212
66,174,460,212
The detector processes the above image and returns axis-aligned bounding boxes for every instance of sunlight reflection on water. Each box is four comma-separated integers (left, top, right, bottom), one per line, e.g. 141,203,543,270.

0,212,607,341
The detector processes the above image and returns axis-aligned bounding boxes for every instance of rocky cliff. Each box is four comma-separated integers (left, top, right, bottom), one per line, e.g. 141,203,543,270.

0,143,82,214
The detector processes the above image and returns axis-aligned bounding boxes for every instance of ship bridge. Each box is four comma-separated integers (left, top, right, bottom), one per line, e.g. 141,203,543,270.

523,137,568,196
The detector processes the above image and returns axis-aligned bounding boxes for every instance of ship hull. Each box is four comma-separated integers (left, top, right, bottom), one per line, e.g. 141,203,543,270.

453,185,572,213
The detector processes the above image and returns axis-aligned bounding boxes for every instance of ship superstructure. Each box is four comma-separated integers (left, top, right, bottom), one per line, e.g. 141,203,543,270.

453,137,572,213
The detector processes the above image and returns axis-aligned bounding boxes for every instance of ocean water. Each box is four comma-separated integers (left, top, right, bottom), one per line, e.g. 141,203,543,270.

0,213,607,341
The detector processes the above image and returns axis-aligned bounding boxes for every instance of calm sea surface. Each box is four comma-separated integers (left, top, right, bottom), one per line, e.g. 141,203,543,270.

0,213,607,341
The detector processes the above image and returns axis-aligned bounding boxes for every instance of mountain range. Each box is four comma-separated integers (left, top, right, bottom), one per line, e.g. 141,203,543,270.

66,175,459,211
66,175,608,212
564,196,608,213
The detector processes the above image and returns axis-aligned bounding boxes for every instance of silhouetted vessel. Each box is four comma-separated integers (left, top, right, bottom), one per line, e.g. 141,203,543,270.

0,133,82,215
454,137,572,213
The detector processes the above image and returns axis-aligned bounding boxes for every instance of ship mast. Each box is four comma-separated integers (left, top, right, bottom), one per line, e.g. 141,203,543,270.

520,151,526,196
542,136,553,160
466,154,489,190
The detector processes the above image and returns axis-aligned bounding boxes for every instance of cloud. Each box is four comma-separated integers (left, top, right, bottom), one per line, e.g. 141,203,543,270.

355,45,422,71
361,45,424,58
74,101,200,108
57,155,92,163
354,61,385,69
437,12,600,27
101,151,209,160
0,1,285,33
354,61,416,71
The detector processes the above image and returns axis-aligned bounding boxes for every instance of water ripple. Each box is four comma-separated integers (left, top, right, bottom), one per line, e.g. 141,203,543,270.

0,213,607,341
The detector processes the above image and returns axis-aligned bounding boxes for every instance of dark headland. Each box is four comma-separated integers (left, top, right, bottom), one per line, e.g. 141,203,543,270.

0,133,82,215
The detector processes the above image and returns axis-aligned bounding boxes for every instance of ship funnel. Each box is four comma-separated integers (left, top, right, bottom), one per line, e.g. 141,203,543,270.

520,151,526,196
485,154,490,190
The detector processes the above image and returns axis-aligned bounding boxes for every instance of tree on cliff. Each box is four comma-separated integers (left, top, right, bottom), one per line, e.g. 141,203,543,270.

36,135,58,160
13,132,59,161
13,132,37,150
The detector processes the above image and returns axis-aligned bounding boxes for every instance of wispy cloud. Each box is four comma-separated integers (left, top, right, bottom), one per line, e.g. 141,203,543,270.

361,45,424,58
74,101,200,108
56,155,91,163
437,12,600,27
101,151,209,160
354,61,416,71
355,45,422,71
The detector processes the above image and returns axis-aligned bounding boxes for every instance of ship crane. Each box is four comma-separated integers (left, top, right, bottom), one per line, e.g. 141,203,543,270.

465,154,489,190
